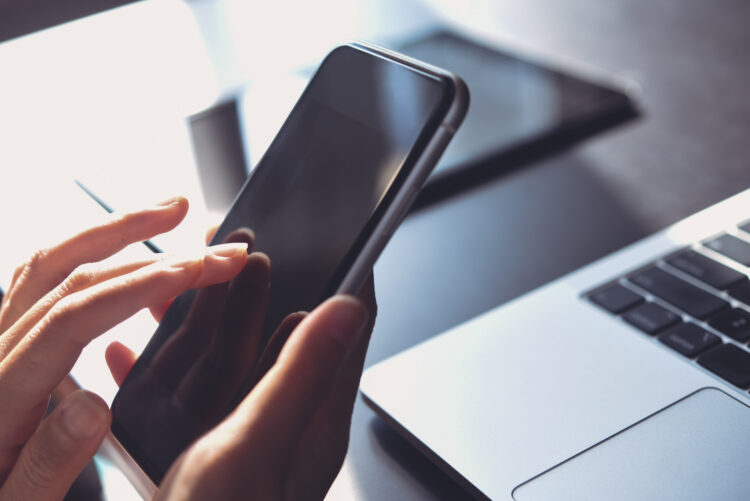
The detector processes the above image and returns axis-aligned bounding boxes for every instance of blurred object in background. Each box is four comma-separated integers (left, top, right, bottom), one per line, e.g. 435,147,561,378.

0,0,219,262
0,0,136,42
1,0,637,216
188,97,249,212
397,30,639,209
181,0,442,212
0,0,442,224
191,0,440,85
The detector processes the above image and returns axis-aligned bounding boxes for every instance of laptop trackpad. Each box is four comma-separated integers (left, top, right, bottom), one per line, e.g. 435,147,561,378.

513,388,750,501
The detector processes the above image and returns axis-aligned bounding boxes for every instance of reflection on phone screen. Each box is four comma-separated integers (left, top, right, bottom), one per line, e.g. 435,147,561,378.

111,45,453,482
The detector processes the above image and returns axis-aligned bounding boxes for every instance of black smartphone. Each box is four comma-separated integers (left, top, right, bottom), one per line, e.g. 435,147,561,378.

107,42,468,494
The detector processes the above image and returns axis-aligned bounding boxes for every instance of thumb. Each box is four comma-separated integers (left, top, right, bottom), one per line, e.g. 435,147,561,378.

1,390,110,501
234,296,368,456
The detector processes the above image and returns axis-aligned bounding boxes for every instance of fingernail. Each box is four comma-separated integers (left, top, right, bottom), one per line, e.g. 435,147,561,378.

156,196,185,208
61,392,108,440
326,296,369,348
208,242,248,258
169,255,203,270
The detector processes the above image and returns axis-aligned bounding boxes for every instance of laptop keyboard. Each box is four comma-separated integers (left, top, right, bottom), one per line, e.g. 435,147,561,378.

587,221,750,392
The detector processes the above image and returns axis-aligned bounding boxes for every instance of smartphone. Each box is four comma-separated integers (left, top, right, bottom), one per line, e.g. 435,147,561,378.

106,42,468,496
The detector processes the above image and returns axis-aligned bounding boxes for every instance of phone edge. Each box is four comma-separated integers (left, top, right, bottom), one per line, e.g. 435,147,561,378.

55,375,157,499
336,42,469,295
99,432,158,499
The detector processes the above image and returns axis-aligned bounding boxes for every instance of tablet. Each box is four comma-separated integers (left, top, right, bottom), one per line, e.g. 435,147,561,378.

397,30,639,208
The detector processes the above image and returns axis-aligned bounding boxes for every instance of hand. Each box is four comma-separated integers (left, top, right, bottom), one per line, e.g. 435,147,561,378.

107,232,377,500
111,291,375,501
0,197,248,500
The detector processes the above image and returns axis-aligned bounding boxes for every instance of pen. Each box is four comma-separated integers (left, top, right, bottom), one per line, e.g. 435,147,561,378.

74,179,163,254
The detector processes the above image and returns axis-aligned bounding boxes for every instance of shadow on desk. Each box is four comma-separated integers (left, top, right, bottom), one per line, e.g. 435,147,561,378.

370,150,652,365
368,418,476,501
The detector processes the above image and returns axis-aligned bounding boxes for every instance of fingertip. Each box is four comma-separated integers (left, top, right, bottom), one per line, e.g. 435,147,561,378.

104,341,119,366
105,341,137,386
284,295,368,358
208,242,248,259
176,196,189,215
157,195,189,210
330,294,367,310
200,244,250,286
226,227,255,245
246,251,271,273
59,390,110,441
149,300,172,322
1,390,110,501
320,295,369,348
152,196,189,229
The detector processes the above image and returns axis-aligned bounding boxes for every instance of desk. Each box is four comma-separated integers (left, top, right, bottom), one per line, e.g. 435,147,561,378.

1,0,749,499
332,0,750,498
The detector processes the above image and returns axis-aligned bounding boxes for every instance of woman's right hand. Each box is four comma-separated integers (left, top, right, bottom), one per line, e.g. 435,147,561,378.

0,197,248,501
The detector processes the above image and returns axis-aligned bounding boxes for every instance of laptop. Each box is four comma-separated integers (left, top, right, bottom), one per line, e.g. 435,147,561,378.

361,187,750,500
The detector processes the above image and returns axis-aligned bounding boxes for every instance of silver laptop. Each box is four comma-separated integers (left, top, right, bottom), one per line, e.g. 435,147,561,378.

361,187,750,500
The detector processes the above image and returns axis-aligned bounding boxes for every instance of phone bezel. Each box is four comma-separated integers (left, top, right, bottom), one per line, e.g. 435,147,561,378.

107,41,468,496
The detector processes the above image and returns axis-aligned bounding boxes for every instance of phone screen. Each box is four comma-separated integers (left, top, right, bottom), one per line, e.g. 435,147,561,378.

111,45,455,482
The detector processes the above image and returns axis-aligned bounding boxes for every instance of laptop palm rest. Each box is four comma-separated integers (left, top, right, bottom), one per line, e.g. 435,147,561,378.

513,388,750,501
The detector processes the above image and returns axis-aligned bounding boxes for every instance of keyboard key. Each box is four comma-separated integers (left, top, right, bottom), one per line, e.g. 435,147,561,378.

729,281,750,306
739,220,750,234
629,267,728,319
698,344,750,388
659,323,720,358
667,250,746,290
708,308,750,342
704,234,750,266
623,302,680,334
590,284,643,313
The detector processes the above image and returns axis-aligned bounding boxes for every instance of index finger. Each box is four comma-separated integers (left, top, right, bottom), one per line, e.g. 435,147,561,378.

0,197,188,331
0,255,205,416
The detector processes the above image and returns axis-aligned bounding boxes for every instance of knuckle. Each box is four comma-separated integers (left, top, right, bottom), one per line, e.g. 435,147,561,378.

146,266,180,290
61,265,96,294
48,296,73,322
21,248,49,278
20,443,58,492
43,294,82,335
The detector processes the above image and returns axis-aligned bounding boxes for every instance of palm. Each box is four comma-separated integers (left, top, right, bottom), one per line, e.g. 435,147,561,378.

111,274,376,501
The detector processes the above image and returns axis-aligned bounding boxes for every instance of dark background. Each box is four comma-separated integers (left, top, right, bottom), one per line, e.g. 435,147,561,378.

0,0,133,42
